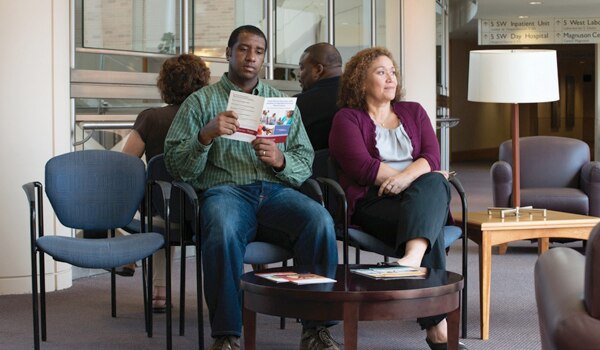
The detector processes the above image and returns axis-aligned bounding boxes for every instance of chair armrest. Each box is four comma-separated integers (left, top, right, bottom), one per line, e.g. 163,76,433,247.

448,176,468,280
147,180,172,243
22,181,44,240
535,247,600,349
172,181,200,240
585,224,600,318
316,177,349,265
491,160,512,207
171,181,199,214
580,161,600,217
299,178,324,205
449,175,468,221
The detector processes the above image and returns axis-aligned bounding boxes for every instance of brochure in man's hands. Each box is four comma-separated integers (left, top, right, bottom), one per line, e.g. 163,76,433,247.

255,271,336,285
222,90,296,143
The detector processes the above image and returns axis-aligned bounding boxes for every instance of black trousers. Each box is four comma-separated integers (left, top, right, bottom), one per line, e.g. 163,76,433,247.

352,172,451,329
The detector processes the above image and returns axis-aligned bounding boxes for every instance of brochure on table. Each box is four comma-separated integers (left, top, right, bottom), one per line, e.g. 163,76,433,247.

255,271,336,285
222,90,296,143
351,266,426,279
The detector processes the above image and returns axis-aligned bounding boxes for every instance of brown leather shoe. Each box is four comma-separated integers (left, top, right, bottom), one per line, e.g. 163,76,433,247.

300,327,342,350
208,336,240,350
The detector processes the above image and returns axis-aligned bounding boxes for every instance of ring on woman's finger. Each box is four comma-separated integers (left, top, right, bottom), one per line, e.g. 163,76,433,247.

262,150,266,156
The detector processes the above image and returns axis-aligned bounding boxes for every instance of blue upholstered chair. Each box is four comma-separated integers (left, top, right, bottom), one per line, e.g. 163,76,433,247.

23,150,166,349
314,150,469,338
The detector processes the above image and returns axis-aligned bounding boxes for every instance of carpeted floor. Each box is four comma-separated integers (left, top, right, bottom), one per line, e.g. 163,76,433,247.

0,161,583,349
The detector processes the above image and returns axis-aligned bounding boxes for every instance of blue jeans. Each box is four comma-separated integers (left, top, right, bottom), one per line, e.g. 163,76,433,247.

199,181,338,337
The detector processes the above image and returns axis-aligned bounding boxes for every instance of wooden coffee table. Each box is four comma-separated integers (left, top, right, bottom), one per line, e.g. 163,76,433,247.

455,210,600,340
241,264,463,350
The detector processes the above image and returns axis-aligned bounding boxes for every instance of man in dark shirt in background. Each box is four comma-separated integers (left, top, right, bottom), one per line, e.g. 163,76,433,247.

295,43,342,151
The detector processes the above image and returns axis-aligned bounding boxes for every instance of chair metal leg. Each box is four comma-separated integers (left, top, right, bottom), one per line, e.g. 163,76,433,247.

110,229,117,318
148,256,154,338
142,259,149,335
31,249,40,349
39,250,47,342
461,224,468,338
111,269,117,317
166,244,172,350
180,245,187,336
279,259,288,330
196,244,204,350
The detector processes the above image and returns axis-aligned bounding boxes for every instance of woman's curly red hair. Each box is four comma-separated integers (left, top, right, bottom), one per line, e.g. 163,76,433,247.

337,47,402,111
157,54,211,105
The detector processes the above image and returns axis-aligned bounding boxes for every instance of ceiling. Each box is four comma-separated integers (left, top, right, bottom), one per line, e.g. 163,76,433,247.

451,0,600,39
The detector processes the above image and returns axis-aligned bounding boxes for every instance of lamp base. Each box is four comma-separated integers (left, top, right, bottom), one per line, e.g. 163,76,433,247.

487,206,547,219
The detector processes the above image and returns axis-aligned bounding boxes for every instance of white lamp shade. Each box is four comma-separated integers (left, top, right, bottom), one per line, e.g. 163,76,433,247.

468,49,559,103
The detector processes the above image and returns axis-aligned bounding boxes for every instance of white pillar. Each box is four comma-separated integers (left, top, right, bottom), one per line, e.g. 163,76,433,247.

402,0,437,127
0,1,72,295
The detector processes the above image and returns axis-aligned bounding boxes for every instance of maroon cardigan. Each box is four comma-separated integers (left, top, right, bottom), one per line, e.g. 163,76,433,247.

329,101,441,217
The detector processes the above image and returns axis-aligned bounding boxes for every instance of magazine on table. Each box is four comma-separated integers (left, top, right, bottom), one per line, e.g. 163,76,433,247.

255,271,336,285
221,90,296,143
350,266,426,279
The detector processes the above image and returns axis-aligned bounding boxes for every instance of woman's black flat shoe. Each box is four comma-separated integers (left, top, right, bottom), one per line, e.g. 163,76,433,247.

103,266,135,277
426,337,468,350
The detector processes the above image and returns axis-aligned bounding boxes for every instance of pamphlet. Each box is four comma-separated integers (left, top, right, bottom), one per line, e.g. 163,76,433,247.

221,90,297,143
350,266,426,279
255,271,336,285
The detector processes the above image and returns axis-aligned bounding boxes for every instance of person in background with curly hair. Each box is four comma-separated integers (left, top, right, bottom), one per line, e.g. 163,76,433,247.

329,47,467,350
122,53,211,313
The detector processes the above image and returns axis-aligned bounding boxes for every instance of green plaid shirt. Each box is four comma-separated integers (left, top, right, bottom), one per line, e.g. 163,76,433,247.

164,73,314,191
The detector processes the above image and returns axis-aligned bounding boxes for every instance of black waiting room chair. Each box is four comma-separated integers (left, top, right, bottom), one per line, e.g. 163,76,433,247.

173,177,326,349
127,154,297,349
313,149,469,338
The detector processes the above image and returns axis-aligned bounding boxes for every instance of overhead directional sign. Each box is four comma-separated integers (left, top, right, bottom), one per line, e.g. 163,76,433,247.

479,17,600,45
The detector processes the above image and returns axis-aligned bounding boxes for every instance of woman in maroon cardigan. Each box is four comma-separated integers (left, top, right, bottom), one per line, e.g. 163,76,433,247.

329,47,465,350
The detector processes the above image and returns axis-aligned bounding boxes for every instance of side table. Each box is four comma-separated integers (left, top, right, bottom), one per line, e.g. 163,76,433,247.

455,210,600,340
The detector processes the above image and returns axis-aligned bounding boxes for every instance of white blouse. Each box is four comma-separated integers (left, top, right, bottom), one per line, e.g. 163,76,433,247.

375,124,413,171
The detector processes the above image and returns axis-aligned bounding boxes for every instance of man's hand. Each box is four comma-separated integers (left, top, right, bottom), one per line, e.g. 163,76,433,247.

252,138,285,171
198,111,240,145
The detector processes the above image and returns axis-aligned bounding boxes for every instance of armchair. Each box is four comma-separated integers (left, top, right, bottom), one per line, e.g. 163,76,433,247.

492,136,600,253
534,222,600,349
492,136,600,217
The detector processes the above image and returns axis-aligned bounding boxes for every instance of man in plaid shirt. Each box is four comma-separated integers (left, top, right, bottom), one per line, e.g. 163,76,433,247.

165,25,339,350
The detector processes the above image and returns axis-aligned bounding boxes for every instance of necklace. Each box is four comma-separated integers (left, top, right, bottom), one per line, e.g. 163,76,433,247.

369,110,391,127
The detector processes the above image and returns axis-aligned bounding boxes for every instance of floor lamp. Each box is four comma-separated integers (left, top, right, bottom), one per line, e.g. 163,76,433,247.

467,49,559,216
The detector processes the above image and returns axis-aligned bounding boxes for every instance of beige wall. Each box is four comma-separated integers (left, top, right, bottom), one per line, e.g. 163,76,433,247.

0,1,72,294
